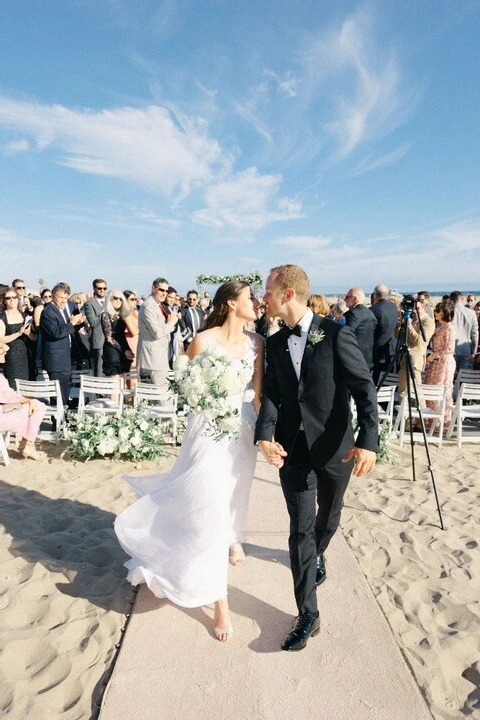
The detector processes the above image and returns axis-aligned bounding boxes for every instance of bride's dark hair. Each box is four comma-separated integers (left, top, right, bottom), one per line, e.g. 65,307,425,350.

203,281,250,330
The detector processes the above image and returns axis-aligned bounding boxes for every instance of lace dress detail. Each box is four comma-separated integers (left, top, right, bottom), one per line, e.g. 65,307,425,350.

101,312,131,376
114,334,258,607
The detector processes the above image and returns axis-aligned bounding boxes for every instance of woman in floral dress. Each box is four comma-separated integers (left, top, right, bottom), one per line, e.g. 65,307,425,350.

424,299,456,426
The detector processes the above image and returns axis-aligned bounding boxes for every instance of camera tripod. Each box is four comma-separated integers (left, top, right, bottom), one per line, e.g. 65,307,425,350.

377,306,445,530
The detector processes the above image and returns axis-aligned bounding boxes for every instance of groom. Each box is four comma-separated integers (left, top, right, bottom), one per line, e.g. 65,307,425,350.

255,265,378,651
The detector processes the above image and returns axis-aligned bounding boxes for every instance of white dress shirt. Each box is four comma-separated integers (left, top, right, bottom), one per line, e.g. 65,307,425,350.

287,308,313,380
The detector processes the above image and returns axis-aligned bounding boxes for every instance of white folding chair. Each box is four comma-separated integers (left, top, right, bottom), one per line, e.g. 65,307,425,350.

133,382,178,444
447,383,480,446
69,369,93,401
378,371,400,388
78,375,124,417
452,369,480,401
15,379,65,438
376,384,396,426
396,383,447,446
0,432,11,466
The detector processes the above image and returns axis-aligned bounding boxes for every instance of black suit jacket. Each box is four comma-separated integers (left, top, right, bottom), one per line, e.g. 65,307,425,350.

40,301,78,373
370,299,399,366
180,306,206,347
255,314,378,467
344,304,377,369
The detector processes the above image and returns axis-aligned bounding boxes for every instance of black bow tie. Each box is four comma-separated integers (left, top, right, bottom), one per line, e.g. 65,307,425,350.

284,324,302,337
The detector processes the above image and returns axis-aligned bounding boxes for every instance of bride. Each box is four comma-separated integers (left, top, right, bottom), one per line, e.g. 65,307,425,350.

114,281,264,641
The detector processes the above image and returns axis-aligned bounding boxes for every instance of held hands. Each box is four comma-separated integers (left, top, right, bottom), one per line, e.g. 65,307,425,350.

257,440,287,469
342,447,376,477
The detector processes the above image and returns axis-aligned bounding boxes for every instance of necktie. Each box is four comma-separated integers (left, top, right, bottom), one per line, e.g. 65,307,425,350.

62,307,70,323
191,308,199,334
284,324,302,337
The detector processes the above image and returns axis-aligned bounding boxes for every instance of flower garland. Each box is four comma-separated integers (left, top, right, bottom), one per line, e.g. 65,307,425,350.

196,271,263,288
61,403,170,461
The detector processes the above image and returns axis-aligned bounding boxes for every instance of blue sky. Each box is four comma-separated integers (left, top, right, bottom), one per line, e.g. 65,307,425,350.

1,0,479,296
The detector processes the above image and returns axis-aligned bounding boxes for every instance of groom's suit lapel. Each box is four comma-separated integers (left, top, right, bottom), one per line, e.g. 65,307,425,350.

300,313,322,380
278,327,300,386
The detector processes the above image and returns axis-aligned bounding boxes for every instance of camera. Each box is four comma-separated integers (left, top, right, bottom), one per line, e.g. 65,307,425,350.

401,294,416,311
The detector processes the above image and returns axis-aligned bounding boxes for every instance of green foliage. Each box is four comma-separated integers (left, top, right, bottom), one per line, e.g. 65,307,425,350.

62,403,170,461
196,271,263,287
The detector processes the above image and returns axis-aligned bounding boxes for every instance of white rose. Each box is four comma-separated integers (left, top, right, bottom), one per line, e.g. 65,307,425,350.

243,389,255,402
217,415,240,433
174,355,189,371
139,421,149,431
217,368,241,393
130,435,142,447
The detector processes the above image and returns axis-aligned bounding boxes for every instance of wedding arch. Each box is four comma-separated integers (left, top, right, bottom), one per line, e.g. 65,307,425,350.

196,271,263,291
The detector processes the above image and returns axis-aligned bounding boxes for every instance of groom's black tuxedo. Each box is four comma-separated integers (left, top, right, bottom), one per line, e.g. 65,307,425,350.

255,312,378,616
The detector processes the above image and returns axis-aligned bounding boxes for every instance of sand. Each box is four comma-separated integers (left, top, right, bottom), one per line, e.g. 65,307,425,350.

1,437,479,719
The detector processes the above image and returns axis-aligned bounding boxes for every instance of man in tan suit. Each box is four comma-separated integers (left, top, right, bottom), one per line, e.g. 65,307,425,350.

395,303,435,398
137,277,180,388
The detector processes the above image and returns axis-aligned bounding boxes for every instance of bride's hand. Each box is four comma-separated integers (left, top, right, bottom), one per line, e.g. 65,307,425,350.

257,440,287,468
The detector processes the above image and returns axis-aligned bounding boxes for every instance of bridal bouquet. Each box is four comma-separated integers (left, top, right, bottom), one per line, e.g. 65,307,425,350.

170,348,254,441
62,403,170,461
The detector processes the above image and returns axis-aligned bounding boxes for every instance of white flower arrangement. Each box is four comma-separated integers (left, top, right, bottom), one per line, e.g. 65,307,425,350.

62,403,170,461
170,348,254,441
196,271,263,288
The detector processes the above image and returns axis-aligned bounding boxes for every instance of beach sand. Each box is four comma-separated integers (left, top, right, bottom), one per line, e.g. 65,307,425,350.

1,438,479,719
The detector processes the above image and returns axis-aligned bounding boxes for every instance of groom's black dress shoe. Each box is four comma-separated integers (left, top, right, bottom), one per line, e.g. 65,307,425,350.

281,612,320,652
316,553,326,587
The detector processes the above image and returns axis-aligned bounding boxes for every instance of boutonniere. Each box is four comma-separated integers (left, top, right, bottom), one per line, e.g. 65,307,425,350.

307,328,325,345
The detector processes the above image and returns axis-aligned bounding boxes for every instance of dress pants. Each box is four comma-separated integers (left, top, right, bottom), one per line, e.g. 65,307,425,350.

48,370,71,407
279,431,353,615
90,348,104,377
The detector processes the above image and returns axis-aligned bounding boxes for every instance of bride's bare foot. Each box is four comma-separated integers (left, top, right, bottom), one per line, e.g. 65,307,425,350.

229,543,245,567
213,598,233,642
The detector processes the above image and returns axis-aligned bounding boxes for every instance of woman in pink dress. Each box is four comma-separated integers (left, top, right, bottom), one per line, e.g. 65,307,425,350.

0,366,47,459
424,300,456,426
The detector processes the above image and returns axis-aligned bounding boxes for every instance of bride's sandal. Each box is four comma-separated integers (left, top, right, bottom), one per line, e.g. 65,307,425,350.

213,625,234,642
229,543,245,567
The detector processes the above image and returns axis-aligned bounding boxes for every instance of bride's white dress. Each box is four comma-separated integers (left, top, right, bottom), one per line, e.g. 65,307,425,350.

114,336,258,608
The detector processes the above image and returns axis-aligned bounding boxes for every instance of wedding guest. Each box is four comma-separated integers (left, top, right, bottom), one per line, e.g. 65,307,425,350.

332,300,347,325
450,291,478,372
473,301,480,370
307,294,330,317
0,289,37,388
181,290,206,350
417,291,434,318
83,279,108,376
344,287,377,369
137,278,180,388
124,290,140,382
371,284,399,384
163,286,183,368
101,291,135,379
40,282,85,406
33,288,53,373
424,300,456,426
0,370,47,460
466,294,477,309
12,278,34,315
395,300,435,399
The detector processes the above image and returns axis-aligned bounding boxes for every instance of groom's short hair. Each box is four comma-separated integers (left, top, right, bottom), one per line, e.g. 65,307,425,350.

270,264,310,303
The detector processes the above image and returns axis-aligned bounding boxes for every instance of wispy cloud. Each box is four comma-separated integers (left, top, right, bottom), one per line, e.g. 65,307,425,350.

348,142,413,177
0,98,228,198
192,167,303,231
303,8,421,160
264,69,298,98
3,138,30,155
274,235,332,251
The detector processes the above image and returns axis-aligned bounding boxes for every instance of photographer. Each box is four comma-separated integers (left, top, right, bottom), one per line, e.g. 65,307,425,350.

395,295,435,400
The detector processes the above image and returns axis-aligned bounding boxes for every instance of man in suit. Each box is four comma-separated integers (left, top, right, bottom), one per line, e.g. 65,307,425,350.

181,290,205,350
450,291,478,371
83,278,108,376
40,282,85,405
344,287,377,369
137,277,180,388
370,284,399,385
255,265,378,652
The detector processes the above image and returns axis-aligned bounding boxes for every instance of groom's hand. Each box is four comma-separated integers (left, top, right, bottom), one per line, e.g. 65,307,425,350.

342,447,376,476
257,440,287,469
